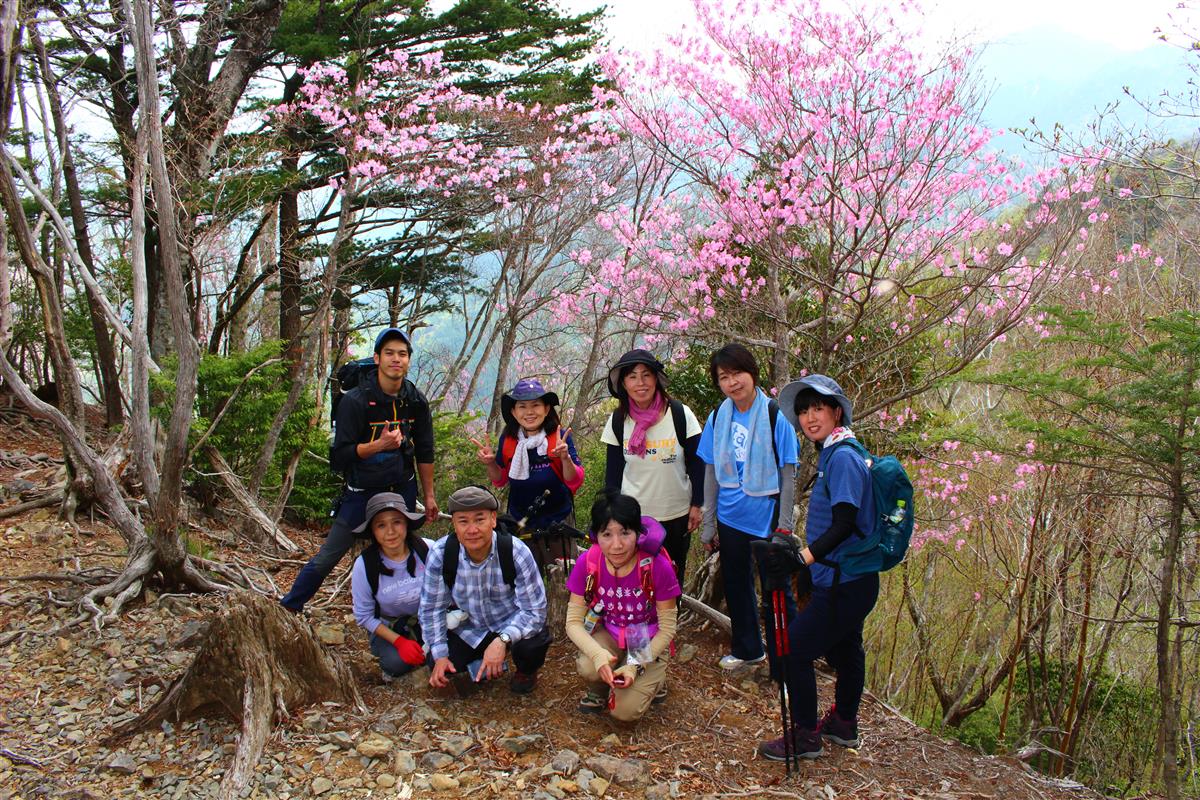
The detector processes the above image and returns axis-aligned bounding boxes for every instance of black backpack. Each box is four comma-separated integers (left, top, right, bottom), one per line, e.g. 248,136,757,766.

441,531,518,592
329,357,377,425
362,538,429,619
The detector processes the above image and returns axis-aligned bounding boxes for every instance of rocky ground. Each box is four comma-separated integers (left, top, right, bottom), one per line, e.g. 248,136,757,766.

0,406,1108,799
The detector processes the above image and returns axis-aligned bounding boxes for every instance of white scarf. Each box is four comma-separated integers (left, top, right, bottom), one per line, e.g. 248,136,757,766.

508,429,548,481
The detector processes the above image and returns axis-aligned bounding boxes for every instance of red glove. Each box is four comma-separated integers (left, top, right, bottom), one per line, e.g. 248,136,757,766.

393,636,426,666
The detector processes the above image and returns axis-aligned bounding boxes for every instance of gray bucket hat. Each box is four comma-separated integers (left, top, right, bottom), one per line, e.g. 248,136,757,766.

352,492,426,534
778,374,853,429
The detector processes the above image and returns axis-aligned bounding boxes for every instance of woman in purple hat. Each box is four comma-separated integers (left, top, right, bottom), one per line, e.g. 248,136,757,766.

472,378,584,565
601,349,704,584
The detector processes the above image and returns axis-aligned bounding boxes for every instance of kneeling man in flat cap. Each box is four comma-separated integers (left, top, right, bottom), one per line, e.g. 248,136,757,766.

418,486,552,694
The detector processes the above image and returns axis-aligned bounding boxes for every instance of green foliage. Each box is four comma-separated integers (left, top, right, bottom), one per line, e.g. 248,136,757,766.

935,658,1164,796
152,342,339,523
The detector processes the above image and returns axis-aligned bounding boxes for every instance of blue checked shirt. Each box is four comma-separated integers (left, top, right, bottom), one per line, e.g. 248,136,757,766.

418,532,547,661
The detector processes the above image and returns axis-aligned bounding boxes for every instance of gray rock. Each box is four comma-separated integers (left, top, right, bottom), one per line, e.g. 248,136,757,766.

585,754,652,787
419,751,454,771
550,749,580,775
497,734,545,754
376,774,397,788
394,750,416,774
440,734,475,757
675,643,698,664
318,731,354,750
311,776,333,795
106,753,137,774
411,703,441,725
409,730,434,750
106,671,134,689
302,713,326,733
645,782,672,799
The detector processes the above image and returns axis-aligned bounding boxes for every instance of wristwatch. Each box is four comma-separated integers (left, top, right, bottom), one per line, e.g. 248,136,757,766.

498,632,512,647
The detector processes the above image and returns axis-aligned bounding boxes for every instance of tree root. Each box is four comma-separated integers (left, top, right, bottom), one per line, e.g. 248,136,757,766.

0,487,65,518
679,593,732,635
108,592,364,800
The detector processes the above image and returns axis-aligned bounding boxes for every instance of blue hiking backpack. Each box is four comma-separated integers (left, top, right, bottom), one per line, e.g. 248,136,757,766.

828,439,914,575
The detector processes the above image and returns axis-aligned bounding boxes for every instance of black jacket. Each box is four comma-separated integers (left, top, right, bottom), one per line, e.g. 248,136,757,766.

329,372,434,490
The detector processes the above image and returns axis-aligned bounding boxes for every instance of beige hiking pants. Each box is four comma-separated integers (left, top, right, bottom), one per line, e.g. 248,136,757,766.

575,626,669,722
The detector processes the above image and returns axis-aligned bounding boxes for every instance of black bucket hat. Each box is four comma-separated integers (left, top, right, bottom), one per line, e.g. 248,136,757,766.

607,349,667,398
500,378,560,429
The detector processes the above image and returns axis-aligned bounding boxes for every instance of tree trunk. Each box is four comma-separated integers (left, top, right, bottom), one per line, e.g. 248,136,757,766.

110,592,364,800
31,25,124,427
278,151,302,373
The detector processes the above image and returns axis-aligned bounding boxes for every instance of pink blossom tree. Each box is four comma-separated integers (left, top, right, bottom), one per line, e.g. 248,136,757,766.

565,0,1098,416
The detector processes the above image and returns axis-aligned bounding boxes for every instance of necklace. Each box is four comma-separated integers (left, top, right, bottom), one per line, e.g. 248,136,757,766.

604,554,636,577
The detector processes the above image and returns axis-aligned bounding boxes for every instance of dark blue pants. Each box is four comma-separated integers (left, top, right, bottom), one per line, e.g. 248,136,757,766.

280,481,417,612
369,615,426,677
784,572,879,730
719,522,795,662
660,513,692,586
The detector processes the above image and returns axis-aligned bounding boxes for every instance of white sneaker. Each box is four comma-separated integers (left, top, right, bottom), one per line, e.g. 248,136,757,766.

719,653,767,670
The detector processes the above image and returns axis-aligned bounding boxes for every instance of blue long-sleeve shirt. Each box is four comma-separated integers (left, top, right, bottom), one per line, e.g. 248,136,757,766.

417,532,547,661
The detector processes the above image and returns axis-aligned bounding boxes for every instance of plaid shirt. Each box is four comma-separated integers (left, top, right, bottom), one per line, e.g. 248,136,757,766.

418,532,547,661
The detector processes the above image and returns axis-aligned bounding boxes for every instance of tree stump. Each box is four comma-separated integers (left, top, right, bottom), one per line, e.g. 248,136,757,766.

110,592,363,800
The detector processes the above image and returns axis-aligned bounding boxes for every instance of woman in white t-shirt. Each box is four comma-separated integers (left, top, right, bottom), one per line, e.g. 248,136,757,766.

601,349,704,584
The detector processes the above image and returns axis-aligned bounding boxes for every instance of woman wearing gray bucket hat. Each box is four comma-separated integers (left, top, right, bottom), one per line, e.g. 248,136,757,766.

757,375,880,762
349,493,434,683
602,349,704,583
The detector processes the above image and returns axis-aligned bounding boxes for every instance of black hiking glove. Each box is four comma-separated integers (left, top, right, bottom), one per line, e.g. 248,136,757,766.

757,534,812,595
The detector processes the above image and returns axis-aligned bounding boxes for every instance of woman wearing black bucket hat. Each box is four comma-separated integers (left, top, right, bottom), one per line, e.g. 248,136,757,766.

601,349,704,583
349,492,434,683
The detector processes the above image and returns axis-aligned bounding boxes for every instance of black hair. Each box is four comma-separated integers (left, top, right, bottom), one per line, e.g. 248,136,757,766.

792,387,843,421
589,489,645,537
709,343,759,389
615,363,673,417
503,403,561,440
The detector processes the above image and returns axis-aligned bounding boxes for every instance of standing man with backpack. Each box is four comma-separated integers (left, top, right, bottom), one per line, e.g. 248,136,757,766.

280,328,438,613
419,486,551,695
757,375,897,762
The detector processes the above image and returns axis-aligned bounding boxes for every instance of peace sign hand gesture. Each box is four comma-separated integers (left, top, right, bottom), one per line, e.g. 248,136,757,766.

470,436,495,465
552,427,572,461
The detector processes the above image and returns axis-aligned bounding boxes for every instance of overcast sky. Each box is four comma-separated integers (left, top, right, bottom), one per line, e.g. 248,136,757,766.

557,0,1186,53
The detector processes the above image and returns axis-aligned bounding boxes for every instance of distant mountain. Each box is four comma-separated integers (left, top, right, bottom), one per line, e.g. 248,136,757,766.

975,24,1196,148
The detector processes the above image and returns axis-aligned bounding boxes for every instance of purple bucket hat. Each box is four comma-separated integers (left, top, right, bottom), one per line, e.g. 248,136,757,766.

500,378,560,428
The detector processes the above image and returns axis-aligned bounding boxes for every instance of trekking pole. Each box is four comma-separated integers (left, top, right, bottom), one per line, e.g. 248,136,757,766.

772,585,795,774
753,540,795,775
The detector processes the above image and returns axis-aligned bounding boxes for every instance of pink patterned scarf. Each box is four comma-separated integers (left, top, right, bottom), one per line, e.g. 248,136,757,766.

627,392,666,457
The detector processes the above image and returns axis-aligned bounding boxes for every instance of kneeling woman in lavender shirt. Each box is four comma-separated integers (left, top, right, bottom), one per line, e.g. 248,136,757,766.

350,492,433,681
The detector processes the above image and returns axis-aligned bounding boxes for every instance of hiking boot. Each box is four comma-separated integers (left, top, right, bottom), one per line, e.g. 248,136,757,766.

509,671,537,695
719,653,766,670
578,689,606,714
817,706,859,748
758,727,822,761
652,682,668,705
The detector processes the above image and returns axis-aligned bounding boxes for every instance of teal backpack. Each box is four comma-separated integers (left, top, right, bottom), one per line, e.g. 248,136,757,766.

827,439,914,576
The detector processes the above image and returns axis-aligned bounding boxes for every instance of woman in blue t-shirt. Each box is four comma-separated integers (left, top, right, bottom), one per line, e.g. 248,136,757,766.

349,492,433,682
473,377,584,568
757,374,879,762
697,344,799,670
